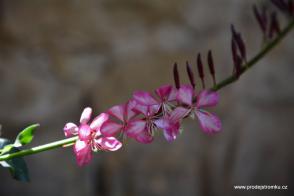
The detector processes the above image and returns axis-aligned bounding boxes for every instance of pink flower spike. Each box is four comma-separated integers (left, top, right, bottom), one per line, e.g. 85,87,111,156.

74,140,92,167
196,90,219,108
100,121,123,137
195,110,221,134
64,122,78,137
94,137,122,151
80,107,92,124
90,113,109,130
176,85,194,105
133,91,158,106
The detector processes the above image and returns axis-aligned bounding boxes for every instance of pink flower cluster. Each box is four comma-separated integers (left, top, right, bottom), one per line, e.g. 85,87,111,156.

64,84,221,166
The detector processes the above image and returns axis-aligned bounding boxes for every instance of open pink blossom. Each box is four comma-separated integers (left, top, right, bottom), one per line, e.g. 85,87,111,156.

154,107,189,141
63,107,122,166
176,85,222,134
100,100,151,142
129,104,161,143
133,84,177,114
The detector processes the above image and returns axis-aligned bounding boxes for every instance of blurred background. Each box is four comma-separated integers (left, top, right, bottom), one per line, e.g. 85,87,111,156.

0,0,293,195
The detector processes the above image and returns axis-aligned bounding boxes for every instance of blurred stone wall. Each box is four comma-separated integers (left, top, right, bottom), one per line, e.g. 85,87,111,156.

0,0,293,196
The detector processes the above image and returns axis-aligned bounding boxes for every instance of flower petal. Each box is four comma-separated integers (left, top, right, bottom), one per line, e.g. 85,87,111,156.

163,125,180,142
125,99,138,121
154,118,170,130
170,107,190,122
80,107,92,124
155,85,172,101
90,113,109,130
108,104,125,122
74,140,92,167
176,85,194,105
133,104,149,116
94,137,122,151
100,121,123,136
135,131,153,144
125,119,146,138
78,124,92,141
167,87,177,101
63,122,78,137
133,91,158,106
196,90,219,108
195,110,222,134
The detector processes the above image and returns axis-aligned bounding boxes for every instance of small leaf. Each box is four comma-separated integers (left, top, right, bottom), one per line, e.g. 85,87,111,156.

0,138,30,182
0,144,14,155
14,124,39,147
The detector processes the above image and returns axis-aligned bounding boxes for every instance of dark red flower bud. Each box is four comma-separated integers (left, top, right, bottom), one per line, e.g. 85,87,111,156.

269,12,281,39
197,53,205,89
186,61,196,89
253,5,268,35
231,39,242,78
288,0,294,15
234,56,242,78
173,62,180,89
231,39,239,66
271,0,289,12
231,25,247,62
207,50,216,86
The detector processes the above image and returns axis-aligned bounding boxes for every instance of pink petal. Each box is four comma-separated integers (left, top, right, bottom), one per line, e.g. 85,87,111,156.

133,104,148,116
100,121,123,136
155,117,180,142
176,85,194,105
80,107,92,124
154,118,170,130
63,122,78,137
78,124,92,141
108,104,125,122
163,125,180,142
135,131,153,144
155,85,173,101
196,90,219,108
170,107,190,122
74,140,92,167
125,99,138,121
167,87,177,101
125,119,146,138
195,110,222,134
94,137,122,151
133,91,158,106
90,113,109,130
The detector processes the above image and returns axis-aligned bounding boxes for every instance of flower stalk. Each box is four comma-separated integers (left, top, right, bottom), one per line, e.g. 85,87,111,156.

0,136,78,161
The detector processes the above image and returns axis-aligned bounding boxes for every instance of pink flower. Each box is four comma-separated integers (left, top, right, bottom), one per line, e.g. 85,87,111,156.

63,107,122,166
133,84,177,114
129,104,161,143
100,100,152,143
154,107,189,141
176,85,222,134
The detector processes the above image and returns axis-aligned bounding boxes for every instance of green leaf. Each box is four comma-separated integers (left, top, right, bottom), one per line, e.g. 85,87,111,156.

14,124,39,147
0,138,30,182
0,144,14,155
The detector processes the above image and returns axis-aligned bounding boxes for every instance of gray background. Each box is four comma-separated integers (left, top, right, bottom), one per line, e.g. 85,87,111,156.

0,0,293,196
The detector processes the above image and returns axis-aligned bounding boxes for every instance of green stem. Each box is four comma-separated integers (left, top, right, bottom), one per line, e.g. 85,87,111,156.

212,19,294,91
0,136,78,161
